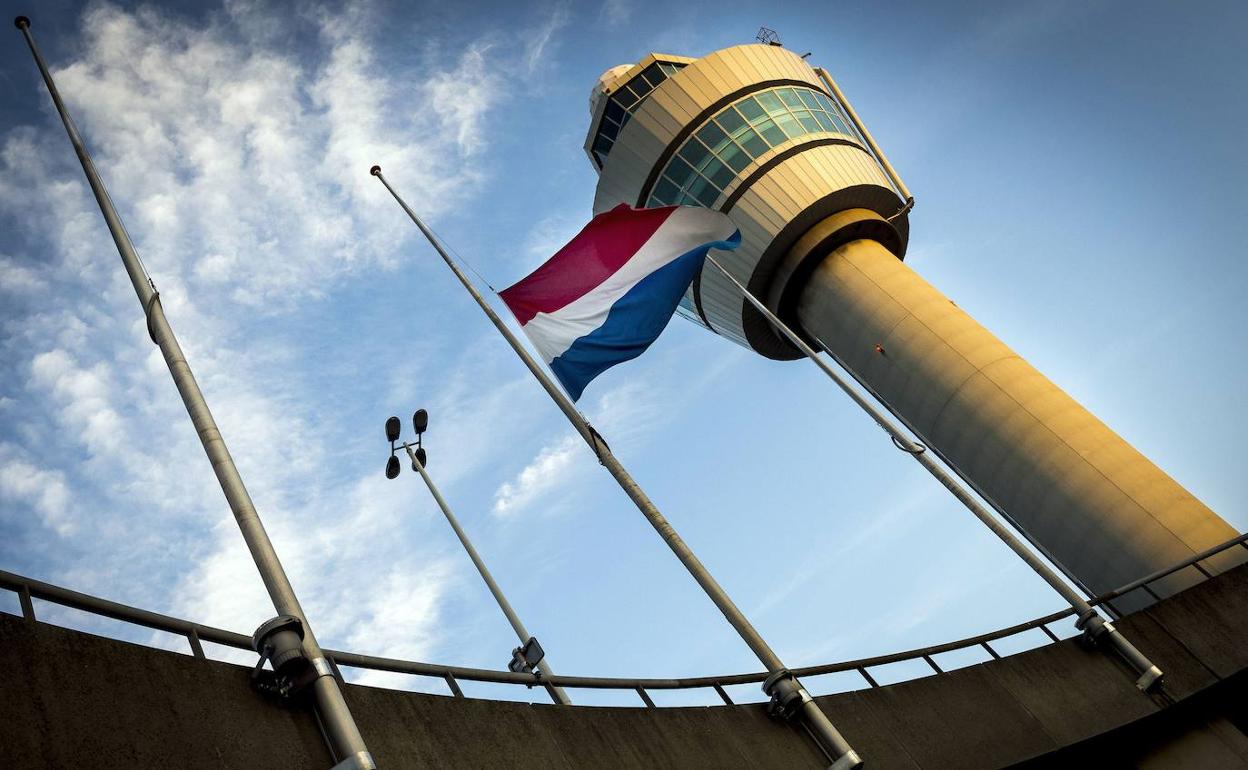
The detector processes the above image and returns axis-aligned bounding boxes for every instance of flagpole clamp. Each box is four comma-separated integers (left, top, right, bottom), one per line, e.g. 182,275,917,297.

250,615,324,702
762,668,813,721
144,291,162,345
586,424,611,464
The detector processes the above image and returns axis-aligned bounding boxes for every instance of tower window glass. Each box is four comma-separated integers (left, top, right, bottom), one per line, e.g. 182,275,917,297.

651,84,860,323
591,60,688,168
644,85,858,210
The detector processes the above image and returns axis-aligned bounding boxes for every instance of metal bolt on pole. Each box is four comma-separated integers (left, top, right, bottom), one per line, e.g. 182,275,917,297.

705,254,1164,692
372,166,862,769
402,443,573,705
15,16,375,768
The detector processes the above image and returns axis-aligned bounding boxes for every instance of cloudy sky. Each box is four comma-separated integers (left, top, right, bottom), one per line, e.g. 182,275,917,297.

1,0,1245,705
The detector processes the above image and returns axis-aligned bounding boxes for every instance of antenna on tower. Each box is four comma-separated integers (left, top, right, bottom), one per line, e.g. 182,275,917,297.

755,27,782,46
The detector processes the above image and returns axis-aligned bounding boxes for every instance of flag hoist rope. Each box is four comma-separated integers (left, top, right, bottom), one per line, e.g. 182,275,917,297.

371,166,863,770
15,16,373,769
702,254,1164,692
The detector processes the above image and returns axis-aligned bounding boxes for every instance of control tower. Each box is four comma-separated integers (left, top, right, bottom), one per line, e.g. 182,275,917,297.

584,44,1244,605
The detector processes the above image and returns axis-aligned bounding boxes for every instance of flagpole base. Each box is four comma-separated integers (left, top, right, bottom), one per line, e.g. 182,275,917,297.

764,670,862,768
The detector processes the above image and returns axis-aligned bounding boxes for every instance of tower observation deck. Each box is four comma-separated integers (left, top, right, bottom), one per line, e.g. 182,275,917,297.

585,44,1246,607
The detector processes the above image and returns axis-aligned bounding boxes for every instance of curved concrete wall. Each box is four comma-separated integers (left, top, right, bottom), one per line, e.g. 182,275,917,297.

3,564,1247,769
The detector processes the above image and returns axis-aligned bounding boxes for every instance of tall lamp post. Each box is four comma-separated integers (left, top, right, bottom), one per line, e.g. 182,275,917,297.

384,410,572,705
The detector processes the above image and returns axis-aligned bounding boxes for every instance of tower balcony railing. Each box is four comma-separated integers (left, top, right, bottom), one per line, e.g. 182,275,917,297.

2,531,1245,708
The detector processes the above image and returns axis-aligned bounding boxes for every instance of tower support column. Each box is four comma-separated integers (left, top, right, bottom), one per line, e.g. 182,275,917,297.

788,223,1244,606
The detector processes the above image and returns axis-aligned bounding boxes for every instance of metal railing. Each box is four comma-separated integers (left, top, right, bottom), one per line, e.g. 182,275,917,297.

2,532,1244,708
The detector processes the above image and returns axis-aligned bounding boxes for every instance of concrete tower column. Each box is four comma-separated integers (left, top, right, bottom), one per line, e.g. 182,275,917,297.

787,213,1244,606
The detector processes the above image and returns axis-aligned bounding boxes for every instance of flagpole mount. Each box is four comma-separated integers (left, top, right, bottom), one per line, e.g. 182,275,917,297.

15,16,31,29
369,165,381,176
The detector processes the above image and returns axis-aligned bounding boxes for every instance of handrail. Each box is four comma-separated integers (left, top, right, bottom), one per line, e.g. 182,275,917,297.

2,530,1243,702
1087,531,1248,607
0,570,253,651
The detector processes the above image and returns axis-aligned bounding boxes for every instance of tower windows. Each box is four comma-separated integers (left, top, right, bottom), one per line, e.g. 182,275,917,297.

590,60,687,168
643,85,859,211
642,85,863,326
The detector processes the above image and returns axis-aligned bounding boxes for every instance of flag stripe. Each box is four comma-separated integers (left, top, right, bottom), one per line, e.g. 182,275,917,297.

520,208,739,363
500,204,678,324
548,246,709,402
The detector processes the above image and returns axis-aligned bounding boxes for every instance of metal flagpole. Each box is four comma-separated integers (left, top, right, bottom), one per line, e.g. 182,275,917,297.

15,16,375,768
703,254,1164,692
370,166,863,770
402,443,573,705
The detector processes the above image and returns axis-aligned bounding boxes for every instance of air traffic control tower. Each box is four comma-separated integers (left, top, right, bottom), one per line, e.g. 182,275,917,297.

584,43,1245,606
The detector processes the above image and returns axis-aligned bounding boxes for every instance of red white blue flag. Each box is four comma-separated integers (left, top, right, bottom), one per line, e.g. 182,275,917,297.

500,204,741,401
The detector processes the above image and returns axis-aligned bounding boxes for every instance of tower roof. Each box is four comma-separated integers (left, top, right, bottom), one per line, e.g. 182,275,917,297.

590,64,634,116
583,53,696,171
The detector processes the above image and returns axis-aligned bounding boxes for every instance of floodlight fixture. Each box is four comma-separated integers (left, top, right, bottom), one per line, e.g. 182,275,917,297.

385,408,432,477
508,636,546,673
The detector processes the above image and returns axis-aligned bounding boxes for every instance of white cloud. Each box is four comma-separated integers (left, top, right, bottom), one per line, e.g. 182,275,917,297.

343,560,456,688
521,210,584,262
0,0,558,668
0,446,76,536
599,0,633,26
487,350,736,519
28,349,126,456
493,433,579,517
0,256,47,295
10,1,507,314
424,45,504,157
524,4,572,74
0,0,745,696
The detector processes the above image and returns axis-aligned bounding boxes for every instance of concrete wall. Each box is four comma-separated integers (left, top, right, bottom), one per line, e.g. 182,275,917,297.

3,564,1247,768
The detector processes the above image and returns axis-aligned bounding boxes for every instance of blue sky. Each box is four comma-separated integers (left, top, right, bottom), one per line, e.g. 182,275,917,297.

1,0,1245,704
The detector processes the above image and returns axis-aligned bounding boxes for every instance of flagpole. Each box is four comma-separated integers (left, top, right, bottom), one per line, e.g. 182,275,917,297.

15,16,374,769
703,254,1164,692
402,444,573,705
371,166,862,769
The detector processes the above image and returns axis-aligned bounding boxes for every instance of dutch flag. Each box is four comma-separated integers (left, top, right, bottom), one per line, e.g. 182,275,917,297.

500,204,741,401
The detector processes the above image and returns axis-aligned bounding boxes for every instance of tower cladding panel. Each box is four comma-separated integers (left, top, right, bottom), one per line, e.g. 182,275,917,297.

586,44,1245,608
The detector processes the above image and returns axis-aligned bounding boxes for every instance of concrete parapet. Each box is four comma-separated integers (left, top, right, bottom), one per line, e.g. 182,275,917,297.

2,564,1247,768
